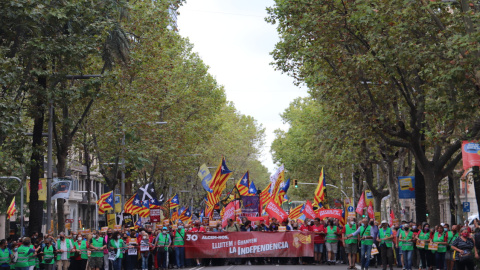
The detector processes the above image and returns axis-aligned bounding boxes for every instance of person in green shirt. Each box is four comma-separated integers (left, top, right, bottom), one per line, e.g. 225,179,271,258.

174,222,185,269
88,230,106,270
108,232,126,270
376,220,394,270
417,223,433,270
40,239,55,270
399,224,416,270
14,237,34,270
0,239,13,270
347,218,374,270
430,225,448,270
445,224,458,270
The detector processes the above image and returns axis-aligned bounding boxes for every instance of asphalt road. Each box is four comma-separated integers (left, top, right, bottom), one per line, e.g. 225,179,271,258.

185,264,360,270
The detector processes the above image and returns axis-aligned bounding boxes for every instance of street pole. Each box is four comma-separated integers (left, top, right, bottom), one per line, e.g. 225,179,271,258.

0,177,24,237
121,132,125,212
77,191,98,229
46,102,53,233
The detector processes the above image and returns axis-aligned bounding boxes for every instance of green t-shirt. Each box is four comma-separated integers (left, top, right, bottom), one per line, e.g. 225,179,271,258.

345,224,357,244
361,225,373,246
418,231,431,250
379,227,393,247
400,230,414,251
326,226,338,243
42,245,55,264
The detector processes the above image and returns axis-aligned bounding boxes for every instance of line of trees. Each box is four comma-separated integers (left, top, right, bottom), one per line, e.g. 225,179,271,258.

268,0,480,225
0,0,269,236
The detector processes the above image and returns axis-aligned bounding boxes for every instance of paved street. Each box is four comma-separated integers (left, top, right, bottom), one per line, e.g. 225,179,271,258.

185,264,361,270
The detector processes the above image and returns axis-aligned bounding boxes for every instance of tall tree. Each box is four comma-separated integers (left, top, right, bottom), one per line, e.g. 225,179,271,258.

267,0,480,225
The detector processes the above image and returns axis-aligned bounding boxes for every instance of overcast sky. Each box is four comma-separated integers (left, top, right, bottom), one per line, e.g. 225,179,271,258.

177,0,308,174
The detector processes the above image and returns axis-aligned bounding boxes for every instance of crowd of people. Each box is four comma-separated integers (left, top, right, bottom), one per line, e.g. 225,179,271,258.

0,217,479,270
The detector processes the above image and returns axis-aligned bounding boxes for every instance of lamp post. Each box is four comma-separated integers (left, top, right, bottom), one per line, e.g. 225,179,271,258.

77,191,99,229
0,177,24,237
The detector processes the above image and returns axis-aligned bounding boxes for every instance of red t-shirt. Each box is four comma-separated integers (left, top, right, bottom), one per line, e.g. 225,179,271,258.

311,225,325,244
191,227,206,232
299,225,310,232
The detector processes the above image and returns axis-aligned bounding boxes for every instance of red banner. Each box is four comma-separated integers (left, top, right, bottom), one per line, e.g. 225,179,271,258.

367,201,374,219
221,201,236,228
356,192,366,214
462,141,480,170
185,231,313,258
150,209,161,223
303,200,316,219
317,209,343,220
265,200,288,221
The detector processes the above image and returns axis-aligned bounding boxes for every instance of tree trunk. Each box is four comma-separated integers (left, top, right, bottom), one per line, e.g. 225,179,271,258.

453,174,463,224
56,147,68,233
424,169,441,225
84,135,92,229
28,90,45,236
448,174,457,225
386,159,401,221
415,165,427,223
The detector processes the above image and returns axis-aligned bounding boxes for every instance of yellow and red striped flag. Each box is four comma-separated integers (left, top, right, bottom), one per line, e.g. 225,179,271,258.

124,193,142,215
260,183,272,207
288,203,304,220
314,168,326,207
206,158,232,214
235,171,250,196
7,198,15,219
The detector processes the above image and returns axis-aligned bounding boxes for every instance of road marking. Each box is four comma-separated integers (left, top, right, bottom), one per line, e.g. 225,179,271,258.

225,266,234,270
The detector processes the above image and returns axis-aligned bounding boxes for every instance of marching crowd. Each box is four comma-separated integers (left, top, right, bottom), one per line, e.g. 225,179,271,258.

0,217,479,270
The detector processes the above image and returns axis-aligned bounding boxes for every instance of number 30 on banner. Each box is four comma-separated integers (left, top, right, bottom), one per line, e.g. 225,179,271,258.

186,234,198,241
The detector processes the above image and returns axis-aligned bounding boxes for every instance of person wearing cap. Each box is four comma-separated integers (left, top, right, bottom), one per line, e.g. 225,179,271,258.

377,220,394,270
156,227,171,270
173,222,185,269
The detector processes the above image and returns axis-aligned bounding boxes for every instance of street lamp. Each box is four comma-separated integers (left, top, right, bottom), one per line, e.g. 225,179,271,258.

77,191,99,230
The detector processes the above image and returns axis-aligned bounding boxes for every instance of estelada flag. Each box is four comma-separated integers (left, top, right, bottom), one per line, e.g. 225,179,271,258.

236,171,250,196
206,158,232,211
356,192,366,215
314,168,326,206
7,198,15,219
367,201,374,219
303,200,316,219
265,199,288,222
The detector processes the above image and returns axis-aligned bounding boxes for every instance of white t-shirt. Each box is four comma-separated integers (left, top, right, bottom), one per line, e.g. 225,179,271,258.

60,240,68,260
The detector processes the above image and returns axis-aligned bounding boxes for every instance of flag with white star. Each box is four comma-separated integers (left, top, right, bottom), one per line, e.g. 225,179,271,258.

236,171,250,196
179,206,192,223
247,180,257,196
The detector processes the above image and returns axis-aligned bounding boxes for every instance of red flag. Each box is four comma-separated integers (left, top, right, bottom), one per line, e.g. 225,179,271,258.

265,200,288,222
303,200,316,219
389,209,395,226
367,201,374,219
221,201,236,228
356,192,366,215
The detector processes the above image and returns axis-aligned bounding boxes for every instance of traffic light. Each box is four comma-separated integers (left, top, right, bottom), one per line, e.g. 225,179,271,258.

294,179,298,188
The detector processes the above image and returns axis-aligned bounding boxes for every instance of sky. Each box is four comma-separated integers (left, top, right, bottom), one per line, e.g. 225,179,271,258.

177,0,308,174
